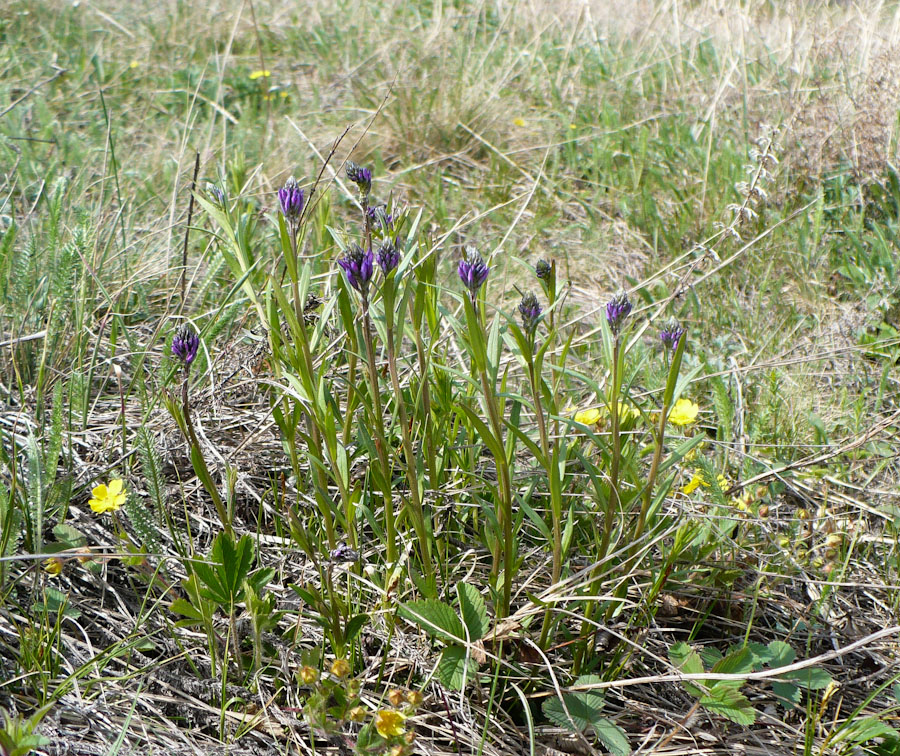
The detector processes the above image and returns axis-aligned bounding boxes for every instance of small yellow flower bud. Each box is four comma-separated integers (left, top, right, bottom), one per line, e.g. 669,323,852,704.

406,690,424,707
825,534,843,549
43,557,63,576
299,666,319,684
348,706,366,722
777,536,790,549
331,658,351,679
388,689,405,708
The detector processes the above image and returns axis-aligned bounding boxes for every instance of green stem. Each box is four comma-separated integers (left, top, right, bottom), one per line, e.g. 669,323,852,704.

385,317,435,588
478,367,513,618
181,372,232,536
361,299,396,564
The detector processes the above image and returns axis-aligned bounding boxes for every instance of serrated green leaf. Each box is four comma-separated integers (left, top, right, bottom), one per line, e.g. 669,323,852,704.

669,641,704,698
712,646,754,676
542,678,627,753
593,719,631,756
700,683,756,725
457,582,489,641
772,681,801,708
700,647,723,669
766,640,796,667
52,523,86,548
785,667,832,691
437,646,476,690
398,599,464,644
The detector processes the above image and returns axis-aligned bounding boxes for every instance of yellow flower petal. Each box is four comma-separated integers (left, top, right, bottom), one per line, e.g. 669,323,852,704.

91,483,108,500
108,479,123,497
574,408,602,425
44,557,63,576
682,474,704,494
249,69,271,80
375,710,406,738
668,398,699,426
513,117,526,127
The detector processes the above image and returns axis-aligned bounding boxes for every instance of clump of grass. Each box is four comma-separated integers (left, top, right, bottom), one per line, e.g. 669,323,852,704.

2,2,900,754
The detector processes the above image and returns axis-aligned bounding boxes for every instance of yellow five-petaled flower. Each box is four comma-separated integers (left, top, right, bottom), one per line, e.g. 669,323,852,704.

89,479,126,514
375,709,406,739
668,398,700,426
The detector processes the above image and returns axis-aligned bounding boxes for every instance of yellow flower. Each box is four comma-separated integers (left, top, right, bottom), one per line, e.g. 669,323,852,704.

668,398,699,426
513,117,526,127
89,479,126,514
682,470,728,495
330,658,351,678
574,407,602,426
44,557,63,576
569,123,577,129
249,69,271,80
682,473,704,494
375,709,406,738
129,60,139,69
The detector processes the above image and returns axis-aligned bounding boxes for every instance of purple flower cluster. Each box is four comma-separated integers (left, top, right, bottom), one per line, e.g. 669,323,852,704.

329,542,360,563
518,292,542,334
605,290,633,334
377,240,401,275
458,246,490,299
346,161,372,196
659,318,685,350
535,259,551,281
205,182,226,206
172,324,200,366
367,204,394,230
278,176,305,223
337,244,374,294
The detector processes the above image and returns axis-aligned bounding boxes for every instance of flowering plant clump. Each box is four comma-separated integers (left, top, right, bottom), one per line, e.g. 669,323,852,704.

172,324,200,366
337,244,374,294
668,398,700,426
89,479,127,514
457,246,489,300
278,176,305,223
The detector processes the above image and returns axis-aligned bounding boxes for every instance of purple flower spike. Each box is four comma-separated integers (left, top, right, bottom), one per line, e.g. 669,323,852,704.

377,240,400,275
337,244,374,294
367,203,394,230
205,182,226,206
278,176,305,223
346,161,372,196
458,246,490,298
172,324,200,366
518,292,542,334
659,318,685,350
605,290,633,335
329,542,360,563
